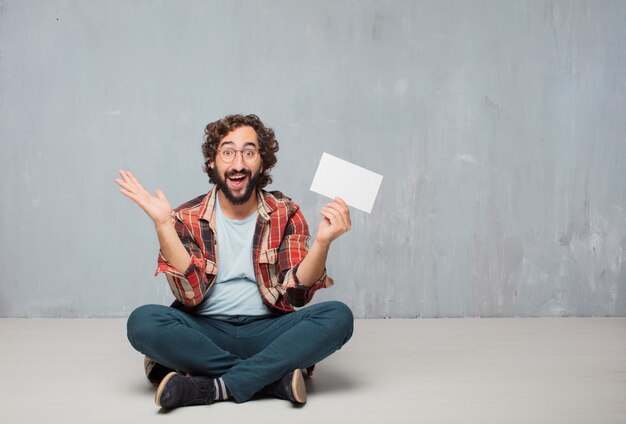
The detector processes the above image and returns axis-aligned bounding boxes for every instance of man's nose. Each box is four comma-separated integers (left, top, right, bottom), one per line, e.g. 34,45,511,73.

231,151,245,169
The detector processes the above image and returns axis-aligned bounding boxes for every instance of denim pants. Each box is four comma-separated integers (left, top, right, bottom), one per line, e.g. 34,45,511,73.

126,300,354,402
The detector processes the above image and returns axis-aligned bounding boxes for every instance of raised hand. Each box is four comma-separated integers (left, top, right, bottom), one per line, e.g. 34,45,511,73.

315,197,352,247
115,169,173,226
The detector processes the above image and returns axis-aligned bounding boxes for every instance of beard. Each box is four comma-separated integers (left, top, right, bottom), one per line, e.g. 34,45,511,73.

215,168,262,205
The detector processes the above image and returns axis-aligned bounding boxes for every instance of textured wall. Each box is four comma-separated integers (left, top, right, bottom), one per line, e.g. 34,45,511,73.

1,1,625,317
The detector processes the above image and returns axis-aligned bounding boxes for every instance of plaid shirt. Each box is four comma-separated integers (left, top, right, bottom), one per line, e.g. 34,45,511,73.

155,186,333,314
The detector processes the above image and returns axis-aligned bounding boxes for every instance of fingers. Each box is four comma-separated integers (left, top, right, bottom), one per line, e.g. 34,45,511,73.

334,197,351,227
115,171,173,225
117,186,137,201
155,189,169,203
117,169,133,185
117,169,151,196
116,170,135,192
320,204,350,232
324,197,351,230
333,197,348,207
116,179,142,204
114,176,133,193
115,169,149,206
125,170,145,191
117,169,145,192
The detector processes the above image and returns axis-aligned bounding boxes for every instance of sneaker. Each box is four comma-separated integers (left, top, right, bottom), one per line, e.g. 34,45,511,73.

155,372,217,409
144,356,174,387
263,369,307,404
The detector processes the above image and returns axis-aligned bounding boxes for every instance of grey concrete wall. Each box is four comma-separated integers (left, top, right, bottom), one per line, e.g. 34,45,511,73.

1,0,625,317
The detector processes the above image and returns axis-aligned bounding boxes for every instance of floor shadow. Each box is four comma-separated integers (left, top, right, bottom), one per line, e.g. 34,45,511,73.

134,380,156,395
306,365,360,395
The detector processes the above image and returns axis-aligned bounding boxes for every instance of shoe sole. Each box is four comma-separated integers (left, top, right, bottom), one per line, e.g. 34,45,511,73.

155,371,179,407
144,356,157,385
144,356,153,374
291,368,307,404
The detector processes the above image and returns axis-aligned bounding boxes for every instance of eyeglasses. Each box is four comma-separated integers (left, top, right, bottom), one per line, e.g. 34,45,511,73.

217,148,259,163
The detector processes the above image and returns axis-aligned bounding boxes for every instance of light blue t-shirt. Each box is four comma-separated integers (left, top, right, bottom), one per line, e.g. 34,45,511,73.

195,196,271,317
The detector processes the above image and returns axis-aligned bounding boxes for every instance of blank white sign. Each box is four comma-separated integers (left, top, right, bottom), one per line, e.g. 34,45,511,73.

309,152,383,214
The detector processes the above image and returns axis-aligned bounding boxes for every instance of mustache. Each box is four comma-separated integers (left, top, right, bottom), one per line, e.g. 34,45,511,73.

225,169,251,178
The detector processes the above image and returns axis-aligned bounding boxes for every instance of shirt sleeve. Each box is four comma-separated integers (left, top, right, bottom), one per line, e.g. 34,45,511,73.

278,204,334,307
154,216,214,307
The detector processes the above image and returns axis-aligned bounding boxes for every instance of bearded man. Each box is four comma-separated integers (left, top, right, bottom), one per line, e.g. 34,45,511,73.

115,114,353,409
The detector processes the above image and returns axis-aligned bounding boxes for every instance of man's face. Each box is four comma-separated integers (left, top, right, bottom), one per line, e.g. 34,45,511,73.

211,125,263,205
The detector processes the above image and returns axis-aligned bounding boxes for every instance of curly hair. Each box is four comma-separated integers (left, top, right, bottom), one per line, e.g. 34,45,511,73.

202,114,279,189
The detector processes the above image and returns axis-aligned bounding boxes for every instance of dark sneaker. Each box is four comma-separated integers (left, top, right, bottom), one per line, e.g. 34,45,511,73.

144,356,174,387
155,372,217,409
263,369,307,404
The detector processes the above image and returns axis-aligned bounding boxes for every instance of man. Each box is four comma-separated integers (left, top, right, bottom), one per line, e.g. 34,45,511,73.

115,114,353,409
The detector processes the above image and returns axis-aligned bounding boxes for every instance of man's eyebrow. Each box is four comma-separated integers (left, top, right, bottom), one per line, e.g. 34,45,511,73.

219,141,258,149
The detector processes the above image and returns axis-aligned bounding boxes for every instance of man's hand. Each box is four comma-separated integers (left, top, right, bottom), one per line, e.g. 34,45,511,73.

115,169,173,226
296,197,351,287
315,197,352,247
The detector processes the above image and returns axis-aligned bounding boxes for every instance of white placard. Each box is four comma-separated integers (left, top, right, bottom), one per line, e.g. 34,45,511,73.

310,153,383,214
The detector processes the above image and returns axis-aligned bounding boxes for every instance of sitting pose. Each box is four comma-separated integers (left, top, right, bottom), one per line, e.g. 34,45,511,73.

116,114,354,408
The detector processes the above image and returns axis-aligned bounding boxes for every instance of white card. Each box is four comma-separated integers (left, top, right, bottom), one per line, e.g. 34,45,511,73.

310,153,383,214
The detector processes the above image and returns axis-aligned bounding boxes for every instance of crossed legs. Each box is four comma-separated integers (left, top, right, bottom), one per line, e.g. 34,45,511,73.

127,301,354,403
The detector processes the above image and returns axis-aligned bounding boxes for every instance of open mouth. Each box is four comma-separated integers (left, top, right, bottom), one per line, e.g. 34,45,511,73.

227,174,248,189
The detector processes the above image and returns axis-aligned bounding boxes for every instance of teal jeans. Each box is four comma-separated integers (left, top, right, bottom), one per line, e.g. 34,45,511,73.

127,301,353,402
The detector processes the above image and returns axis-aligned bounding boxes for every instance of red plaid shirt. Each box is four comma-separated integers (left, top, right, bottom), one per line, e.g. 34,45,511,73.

155,186,333,314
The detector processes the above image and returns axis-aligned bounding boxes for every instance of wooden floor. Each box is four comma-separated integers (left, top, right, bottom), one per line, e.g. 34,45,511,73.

0,317,625,423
